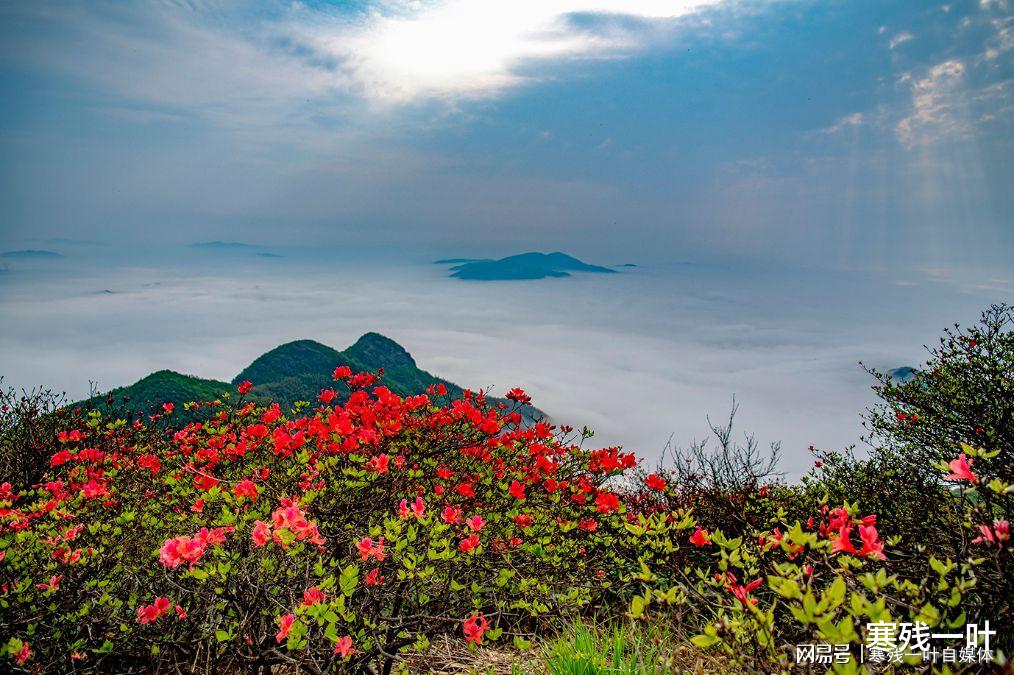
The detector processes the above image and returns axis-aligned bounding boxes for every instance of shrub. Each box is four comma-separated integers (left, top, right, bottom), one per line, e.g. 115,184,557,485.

0,375,635,673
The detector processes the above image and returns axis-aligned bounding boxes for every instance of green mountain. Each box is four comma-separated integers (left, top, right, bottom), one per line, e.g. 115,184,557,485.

82,333,542,420
438,252,617,280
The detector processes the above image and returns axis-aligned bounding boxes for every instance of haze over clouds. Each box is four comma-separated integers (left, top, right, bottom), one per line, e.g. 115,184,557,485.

0,1,1011,475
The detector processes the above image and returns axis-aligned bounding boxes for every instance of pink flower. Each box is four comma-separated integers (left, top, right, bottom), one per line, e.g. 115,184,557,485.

137,597,171,624
159,536,205,569
689,527,711,547
465,515,485,532
463,612,490,644
411,495,425,519
302,586,326,606
858,524,886,560
945,454,978,483
333,636,357,659
275,614,295,643
14,642,31,665
357,537,387,562
367,454,390,474
234,479,258,500
830,524,859,556
441,506,462,524
34,575,62,592
398,499,411,519
252,520,271,547
459,534,480,553
81,479,107,500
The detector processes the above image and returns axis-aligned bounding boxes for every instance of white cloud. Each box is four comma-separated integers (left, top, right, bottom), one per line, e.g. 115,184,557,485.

889,31,914,49
821,111,864,134
281,0,737,104
895,60,969,147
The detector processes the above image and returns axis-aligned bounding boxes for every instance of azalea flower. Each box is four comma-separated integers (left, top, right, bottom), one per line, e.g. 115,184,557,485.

689,527,711,547
645,474,667,491
357,537,387,562
137,597,171,624
463,612,490,644
15,642,31,665
234,479,258,500
365,568,384,586
459,534,480,553
858,524,886,560
34,575,62,592
441,506,462,524
508,480,526,500
333,636,357,658
945,454,978,483
252,520,271,547
275,614,295,643
465,515,485,532
302,586,326,606
237,381,253,395
595,492,620,514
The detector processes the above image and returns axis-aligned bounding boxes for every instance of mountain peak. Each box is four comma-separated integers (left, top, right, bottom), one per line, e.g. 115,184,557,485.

346,332,416,369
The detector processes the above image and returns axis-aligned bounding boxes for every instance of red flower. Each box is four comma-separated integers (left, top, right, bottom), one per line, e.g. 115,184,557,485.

365,568,384,586
508,480,526,500
234,479,258,500
357,537,387,562
441,506,462,524
275,614,295,643
506,388,532,405
858,524,885,560
645,474,667,491
162,403,174,414
366,454,390,474
319,389,337,404
332,365,352,380
34,575,62,592
137,597,171,624
595,491,620,514
252,520,271,547
689,527,711,547
463,612,490,644
465,515,485,532
333,636,357,659
302,586,326,606
459,534,480,553
237,381,253,395
15,642,31,665
944,454,978,483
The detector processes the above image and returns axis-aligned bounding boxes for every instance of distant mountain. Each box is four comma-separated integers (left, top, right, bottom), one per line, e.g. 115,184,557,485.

81,333,543,420
1,250,65,259
256,252,284,258
191,241,261,249
440,252,616,280
886,366,919,384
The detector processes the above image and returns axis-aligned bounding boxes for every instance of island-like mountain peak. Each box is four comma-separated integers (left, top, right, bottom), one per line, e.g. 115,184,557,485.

346,332,416,369
438,251,616,281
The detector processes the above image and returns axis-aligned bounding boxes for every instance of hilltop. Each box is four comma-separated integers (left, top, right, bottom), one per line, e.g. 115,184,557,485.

81,333,543,419
438,252,617,280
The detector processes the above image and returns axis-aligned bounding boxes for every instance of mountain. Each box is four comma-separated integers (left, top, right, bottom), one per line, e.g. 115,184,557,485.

191,241,261,249
84,370,232,412
1,249,65,259
440,252,616,280
81,333,543,420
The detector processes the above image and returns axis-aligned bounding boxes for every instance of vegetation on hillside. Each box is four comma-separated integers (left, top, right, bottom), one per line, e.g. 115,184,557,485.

0,305,1009,674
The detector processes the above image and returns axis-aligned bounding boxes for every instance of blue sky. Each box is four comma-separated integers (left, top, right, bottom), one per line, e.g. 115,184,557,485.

1,0,1011,269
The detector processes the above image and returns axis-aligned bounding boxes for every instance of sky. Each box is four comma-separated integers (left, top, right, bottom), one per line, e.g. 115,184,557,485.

0,1,1011,475
0,0,1011,269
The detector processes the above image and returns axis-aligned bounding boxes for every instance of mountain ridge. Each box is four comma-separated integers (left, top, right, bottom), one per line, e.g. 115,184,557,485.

81,334,543,420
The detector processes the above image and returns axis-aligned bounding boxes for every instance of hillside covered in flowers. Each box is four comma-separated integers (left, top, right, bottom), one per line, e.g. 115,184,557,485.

0,305,1010,674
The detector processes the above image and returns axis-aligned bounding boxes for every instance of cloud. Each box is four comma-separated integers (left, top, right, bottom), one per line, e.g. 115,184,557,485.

889,31,914,49
895,60,969,148
821,112,864,134
279,0,740,104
